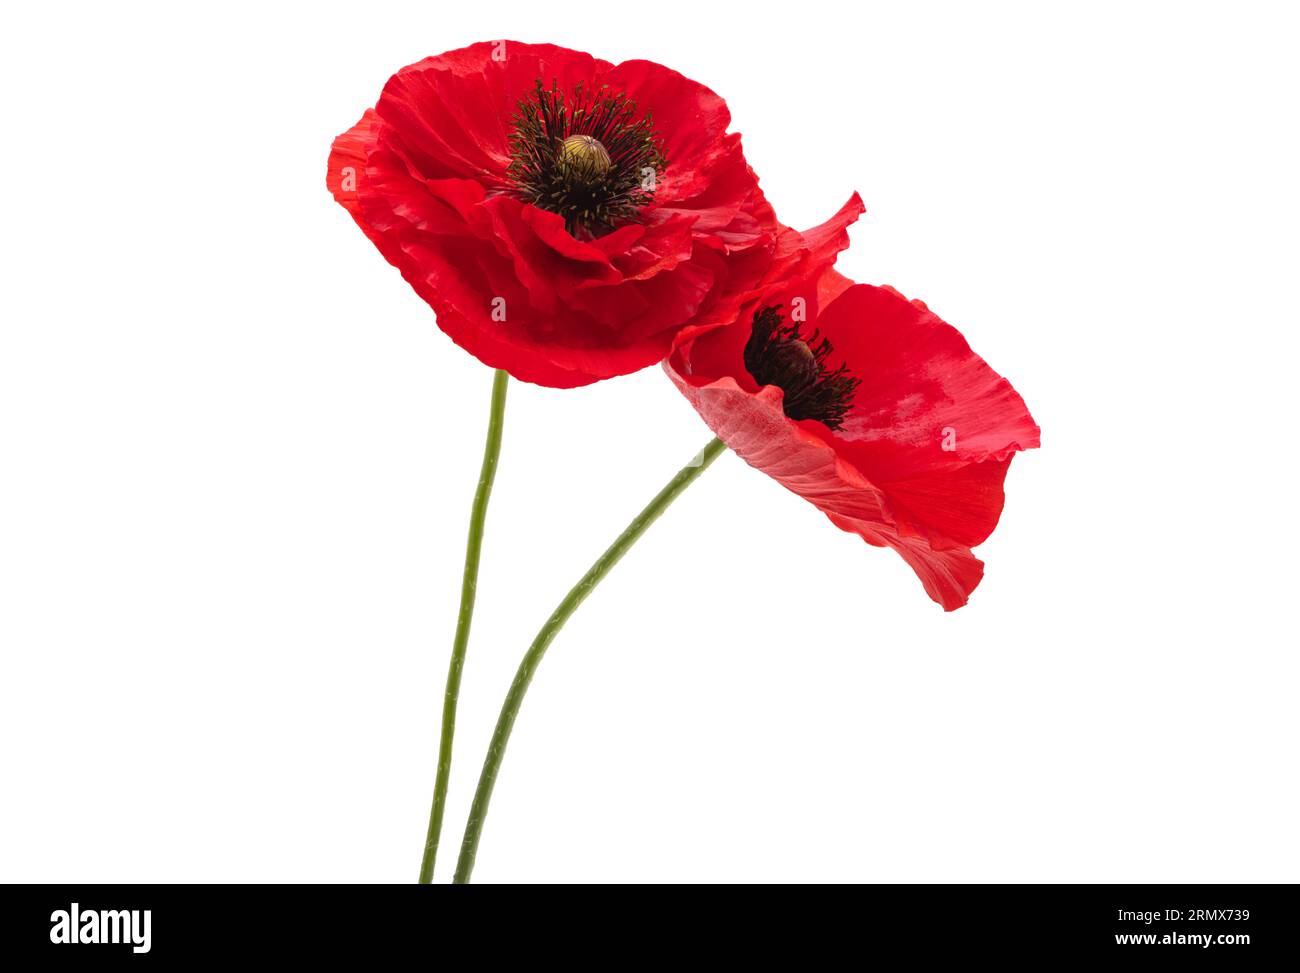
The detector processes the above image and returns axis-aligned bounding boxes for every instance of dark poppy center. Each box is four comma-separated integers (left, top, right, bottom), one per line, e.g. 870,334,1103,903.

743,305,860,430
507,79,667,238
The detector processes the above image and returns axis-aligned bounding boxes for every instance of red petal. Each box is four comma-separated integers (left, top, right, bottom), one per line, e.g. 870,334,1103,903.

815,284,1039,546
663,369,990,610
603,59,734,189
376,42,608,182
326,110,382,223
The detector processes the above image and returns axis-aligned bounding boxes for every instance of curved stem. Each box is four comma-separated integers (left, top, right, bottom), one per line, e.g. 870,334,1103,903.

418,368,509,884
453,436,727,883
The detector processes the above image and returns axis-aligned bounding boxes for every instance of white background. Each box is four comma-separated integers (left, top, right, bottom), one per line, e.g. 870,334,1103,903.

2,1,1297,883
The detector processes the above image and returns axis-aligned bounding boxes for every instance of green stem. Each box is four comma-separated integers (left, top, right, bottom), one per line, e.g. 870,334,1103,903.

418,368,509,884
453,436,727,883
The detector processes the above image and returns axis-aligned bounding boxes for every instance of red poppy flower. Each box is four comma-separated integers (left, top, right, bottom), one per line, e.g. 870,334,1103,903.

666,268,1040,610
327,40,792,388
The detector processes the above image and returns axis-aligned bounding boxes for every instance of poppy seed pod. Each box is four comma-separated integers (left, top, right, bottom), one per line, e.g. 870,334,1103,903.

557,134,612,181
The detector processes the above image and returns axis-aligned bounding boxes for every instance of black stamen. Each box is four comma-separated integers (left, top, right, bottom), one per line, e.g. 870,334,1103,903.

507,79,667,237
743,305,860,430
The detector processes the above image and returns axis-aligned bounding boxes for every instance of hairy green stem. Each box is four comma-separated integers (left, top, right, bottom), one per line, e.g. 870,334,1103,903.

418,368,509,884
453,436,727,883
